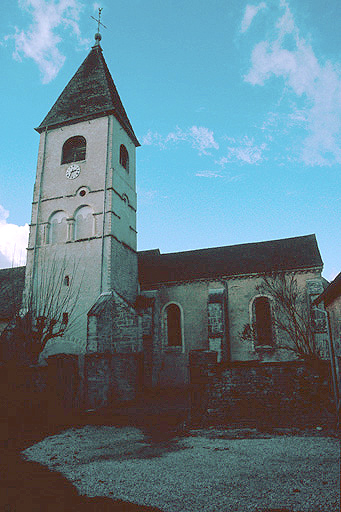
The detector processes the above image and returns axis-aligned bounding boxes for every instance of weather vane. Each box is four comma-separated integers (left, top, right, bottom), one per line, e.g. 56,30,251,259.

91,7,107,43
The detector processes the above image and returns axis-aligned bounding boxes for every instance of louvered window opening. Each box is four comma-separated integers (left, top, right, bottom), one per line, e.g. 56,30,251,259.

119,144,129,171
62,136,86,164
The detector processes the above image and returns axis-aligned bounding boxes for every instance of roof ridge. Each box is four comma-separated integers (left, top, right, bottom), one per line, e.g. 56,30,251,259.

98,49,139,144
138,234,323,285
142,234,318,258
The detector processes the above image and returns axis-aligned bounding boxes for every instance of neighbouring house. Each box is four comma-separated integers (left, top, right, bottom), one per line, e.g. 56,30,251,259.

313,272,341,410
0,267,25,336
313,272,341,357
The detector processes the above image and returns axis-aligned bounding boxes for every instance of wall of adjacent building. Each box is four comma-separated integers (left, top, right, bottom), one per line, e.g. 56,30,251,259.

326,296,341,356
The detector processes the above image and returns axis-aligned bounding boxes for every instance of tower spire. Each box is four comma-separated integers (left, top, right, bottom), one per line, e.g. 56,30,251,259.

91,7,107,46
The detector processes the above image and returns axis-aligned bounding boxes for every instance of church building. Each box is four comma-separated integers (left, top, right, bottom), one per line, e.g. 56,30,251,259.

2,33,328,391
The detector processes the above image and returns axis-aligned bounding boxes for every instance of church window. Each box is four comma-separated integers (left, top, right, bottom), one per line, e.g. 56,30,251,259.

64,275,70,286
48,211,67,244
62,136,86,164
253,296,274,347
119,144,129,171
164,303,183,348
74,206,94,240
62,312,69,325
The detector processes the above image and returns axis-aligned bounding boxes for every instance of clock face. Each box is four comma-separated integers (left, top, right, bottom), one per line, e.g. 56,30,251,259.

66,164,80,180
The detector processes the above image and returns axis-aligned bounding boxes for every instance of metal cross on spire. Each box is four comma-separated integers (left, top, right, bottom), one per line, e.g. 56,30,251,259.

91,7,107,44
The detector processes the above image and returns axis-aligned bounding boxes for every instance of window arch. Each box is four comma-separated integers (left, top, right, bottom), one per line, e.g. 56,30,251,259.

163,303,183,349
48,211,67,244
74,206,94,240
119,144,129,171
62,136,86,164
252,296,275,347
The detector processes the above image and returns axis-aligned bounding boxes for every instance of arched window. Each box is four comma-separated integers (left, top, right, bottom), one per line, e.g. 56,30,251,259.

48,211,67,244
164,303,182,348
74,206,94,240
119,144,129,171
253,296,274,347
62,136,86,164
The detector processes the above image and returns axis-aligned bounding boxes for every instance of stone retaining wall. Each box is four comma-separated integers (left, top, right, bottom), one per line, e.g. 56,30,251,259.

189,350,335,427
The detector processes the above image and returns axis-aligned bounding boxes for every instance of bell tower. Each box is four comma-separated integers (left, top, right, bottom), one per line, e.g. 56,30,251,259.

24,31,140,351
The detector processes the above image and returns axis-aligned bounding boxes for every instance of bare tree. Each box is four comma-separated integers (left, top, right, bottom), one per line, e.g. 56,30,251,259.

2,255,84,365
242,272,327,363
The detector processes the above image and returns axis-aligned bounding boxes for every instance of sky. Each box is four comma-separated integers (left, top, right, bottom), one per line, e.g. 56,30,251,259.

0,0,340,280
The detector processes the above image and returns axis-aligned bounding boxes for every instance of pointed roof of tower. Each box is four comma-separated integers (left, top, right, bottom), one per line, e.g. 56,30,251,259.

36,43,140,146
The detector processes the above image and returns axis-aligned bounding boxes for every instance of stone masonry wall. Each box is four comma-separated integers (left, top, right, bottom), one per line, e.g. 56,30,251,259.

88,292,142,354
190,350,335,428
84,353,143,409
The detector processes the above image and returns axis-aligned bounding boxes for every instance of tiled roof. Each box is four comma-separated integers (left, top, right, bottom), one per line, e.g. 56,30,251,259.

0,266,25,319
138,234,323,287
36,44,140,147
0,236,324,315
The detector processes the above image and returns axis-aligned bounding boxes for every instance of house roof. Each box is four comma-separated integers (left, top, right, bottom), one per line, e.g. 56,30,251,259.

138,234,323,287
313,272,341,307
36,43,140,147
0,266,25,320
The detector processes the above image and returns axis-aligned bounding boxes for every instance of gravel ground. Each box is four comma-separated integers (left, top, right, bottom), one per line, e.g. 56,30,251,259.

22,426,340,512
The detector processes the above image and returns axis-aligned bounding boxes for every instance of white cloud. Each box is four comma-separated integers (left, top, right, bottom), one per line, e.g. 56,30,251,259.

241,2,266,33
11,0,88,84
165,127,189,145
243,0,341,166
218,136,267,165
141,126,219,155
0,205,29,269
137,189,158,205
141,130,165,147
196,170,242,181
216,156,230,167
189,126,219,154
195,170,224,178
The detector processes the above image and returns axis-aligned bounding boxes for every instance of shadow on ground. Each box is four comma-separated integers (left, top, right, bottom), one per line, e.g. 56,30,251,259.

0,414,166,512
1,452,163,512
1,386,336,512
0,385,193,511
